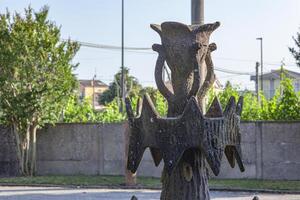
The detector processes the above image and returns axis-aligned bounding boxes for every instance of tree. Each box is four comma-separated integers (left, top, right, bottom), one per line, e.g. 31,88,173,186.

0,6,79,175
216,81,239,109
267,78,300,120
63,95,97,123
63,95,126,123
207,78,300,121
99,67,142,105
289,28,300,67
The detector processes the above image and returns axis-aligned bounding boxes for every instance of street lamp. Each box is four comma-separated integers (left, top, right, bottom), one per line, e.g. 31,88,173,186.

120,0,125,112
256,37,263,91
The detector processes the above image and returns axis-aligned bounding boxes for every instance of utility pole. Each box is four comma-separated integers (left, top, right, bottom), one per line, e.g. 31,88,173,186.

191,0,205,111
280,59,285,94
120,0,125,112
255,62,260,102
92,74,96,110
256,37,263,92
280,59,285,82
191,0,204,25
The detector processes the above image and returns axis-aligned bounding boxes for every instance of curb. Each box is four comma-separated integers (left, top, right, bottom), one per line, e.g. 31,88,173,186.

0,183,299,194
209,187,300,194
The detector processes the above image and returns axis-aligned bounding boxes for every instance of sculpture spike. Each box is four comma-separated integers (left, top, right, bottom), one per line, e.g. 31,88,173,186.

150,24,162,36
150,148,162,166
136,97,142,117
192,21,221,34
234,146,245,172
236,96,244,116
142,94,160,119
127,134,146,174
225,146,235,168
182,96,203,119
206,97,223,118
125,97,135,124
224,96,236,117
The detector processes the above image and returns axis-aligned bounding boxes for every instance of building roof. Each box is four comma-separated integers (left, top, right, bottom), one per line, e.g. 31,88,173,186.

250,69,300,81
79,79,108,87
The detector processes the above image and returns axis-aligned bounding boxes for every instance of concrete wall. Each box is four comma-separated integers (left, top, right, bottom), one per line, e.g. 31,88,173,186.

212,122,300,180
261,122,300,180
36,123,163,177
1,122,299,180
0,126,19,177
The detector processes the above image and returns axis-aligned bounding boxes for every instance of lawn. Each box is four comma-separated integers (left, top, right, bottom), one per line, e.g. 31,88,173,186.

0,176,299,192
0,176,160,188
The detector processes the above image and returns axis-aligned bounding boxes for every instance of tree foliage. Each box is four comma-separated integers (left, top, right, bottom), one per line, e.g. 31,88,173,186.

63,88,167,123
0,6,79,175
63,96,97,123
63,95,125,123
207,78,300,121
289,28,300,67
99,67,142,105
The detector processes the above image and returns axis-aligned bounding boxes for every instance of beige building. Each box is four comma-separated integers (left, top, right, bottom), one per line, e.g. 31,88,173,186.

250,69,300,99
79,79,108,110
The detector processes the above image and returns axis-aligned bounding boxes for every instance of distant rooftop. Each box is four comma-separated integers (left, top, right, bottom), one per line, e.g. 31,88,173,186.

250,69,300,81
79,79,108,87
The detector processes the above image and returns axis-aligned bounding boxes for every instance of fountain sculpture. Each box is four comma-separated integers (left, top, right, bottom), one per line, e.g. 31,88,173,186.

125,21,245,200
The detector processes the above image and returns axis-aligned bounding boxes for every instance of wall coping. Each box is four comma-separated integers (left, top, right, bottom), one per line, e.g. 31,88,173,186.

50,121,300,125
241,120,300,124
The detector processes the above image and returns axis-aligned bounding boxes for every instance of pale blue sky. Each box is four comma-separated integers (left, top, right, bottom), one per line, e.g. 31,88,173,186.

1,0,300,89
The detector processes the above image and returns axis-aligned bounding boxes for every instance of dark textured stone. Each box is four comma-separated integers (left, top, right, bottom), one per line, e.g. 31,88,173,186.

125,21,245,200
126,95,245,176
131,196,138,200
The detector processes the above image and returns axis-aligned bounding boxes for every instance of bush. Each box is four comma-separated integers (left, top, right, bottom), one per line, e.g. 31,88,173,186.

207,78,300,121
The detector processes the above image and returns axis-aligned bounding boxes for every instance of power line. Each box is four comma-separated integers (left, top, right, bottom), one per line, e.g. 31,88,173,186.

68,39,299,78
63,39,152,51
214,66,255,75
68,39,299,67
68,39,299,66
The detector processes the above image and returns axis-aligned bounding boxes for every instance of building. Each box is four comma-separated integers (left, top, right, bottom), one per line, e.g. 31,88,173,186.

79,79,108,110
250,69,300,99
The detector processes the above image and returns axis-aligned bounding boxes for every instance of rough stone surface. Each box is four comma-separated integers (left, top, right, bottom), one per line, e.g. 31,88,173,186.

125,21,245,200
0,126,19,177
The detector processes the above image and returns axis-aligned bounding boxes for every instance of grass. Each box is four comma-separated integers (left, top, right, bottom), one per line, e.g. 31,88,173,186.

0,176,299,192
0,175,161,188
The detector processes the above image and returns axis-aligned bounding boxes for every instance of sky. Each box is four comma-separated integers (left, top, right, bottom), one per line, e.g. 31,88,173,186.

1,0,300,90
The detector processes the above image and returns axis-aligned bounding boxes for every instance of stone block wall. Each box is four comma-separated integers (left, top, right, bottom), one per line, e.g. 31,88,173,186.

0,126,19,177
1,122,299,180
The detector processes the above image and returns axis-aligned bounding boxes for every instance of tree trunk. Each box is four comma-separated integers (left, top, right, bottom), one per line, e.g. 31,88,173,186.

24,126,31,175
29,125,37,176
160,149,209,200
12,124,23,175
14,123,38,176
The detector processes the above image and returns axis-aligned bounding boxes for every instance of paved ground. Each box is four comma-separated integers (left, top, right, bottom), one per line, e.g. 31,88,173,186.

0,186,299,200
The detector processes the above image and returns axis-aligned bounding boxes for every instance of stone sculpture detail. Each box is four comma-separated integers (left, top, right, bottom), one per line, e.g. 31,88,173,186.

125,21,245,200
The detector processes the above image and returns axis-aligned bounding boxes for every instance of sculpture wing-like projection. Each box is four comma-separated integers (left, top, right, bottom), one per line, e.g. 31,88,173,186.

223,96,245,172
201,97,225,176
125,94,161,173
126,95,205,174
125,94,245,175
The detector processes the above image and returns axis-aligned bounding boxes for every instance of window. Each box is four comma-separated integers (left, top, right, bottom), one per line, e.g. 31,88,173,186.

294,80,300,91
270,79,275,98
